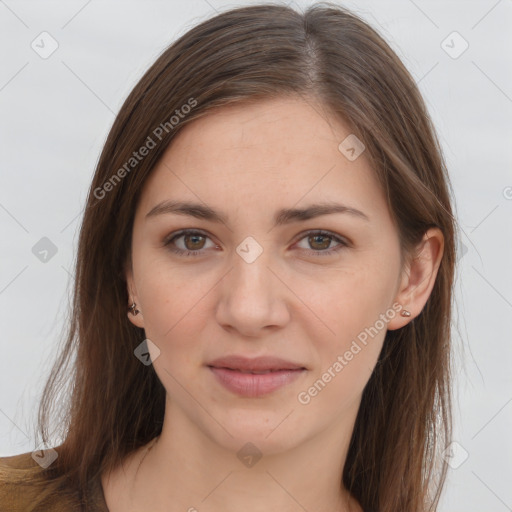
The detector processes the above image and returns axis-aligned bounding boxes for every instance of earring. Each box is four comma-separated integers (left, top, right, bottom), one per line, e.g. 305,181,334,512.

400,309,411,317
128,302,139,316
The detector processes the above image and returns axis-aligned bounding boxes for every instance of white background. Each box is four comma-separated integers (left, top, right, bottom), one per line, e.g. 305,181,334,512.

1,1,511,510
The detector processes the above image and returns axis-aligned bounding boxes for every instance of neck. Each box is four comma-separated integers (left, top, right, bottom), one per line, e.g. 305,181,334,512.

120,398,362,512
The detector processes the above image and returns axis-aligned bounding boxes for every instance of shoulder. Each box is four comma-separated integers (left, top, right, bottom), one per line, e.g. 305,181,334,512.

0,451,45,511
0,450,44,470
0,449,108,512
0,447,108,512
0,450,43,487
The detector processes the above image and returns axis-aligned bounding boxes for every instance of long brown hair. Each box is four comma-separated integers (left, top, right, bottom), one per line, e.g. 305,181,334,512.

22,3,457,510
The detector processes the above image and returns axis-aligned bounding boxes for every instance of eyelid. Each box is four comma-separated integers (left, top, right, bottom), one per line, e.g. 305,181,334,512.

292,229,351,247
162,228,213,246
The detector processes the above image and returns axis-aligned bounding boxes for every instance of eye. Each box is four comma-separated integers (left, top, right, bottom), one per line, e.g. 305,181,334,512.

294,230,349,256
163,229,218,256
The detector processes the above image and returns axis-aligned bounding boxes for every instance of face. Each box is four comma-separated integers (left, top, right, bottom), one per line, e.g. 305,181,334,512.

126,96,407,454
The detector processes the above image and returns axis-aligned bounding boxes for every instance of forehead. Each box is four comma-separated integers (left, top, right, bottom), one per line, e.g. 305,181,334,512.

137,96,387,223
168,96,352,167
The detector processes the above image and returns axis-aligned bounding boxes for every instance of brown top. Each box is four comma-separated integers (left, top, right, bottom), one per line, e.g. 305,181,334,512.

1,446,373,512
0,450,109,511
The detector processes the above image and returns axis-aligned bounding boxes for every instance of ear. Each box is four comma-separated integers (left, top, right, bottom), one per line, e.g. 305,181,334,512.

387,227,444,330
125,258,145,329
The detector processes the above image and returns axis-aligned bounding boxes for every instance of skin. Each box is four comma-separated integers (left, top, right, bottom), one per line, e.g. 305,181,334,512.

101,96,444,512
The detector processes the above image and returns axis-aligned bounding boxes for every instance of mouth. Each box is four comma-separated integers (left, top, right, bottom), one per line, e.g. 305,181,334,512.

206,355,307,397
207,355,307,372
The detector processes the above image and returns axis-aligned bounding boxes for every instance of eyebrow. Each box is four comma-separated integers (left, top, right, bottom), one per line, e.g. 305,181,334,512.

145,200,369,225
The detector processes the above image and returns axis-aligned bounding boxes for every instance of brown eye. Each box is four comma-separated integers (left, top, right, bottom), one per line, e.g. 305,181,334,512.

164,230,217,256
183,233,206,251
295,230,348,256
308,234,332,251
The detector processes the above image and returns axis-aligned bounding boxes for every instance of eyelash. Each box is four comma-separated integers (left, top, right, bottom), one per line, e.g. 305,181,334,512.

163,229,349,257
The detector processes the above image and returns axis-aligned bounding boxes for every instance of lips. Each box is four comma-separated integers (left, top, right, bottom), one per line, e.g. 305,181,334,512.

207,355,306,372
207,355,307,397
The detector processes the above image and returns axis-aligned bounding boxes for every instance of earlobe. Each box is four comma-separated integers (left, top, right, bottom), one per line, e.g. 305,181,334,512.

128,302,140,316
125,265,145,329
387,228,444,330
127,300,145,328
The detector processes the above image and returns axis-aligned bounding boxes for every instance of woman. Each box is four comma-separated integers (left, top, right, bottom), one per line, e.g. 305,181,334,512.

0,2,457,511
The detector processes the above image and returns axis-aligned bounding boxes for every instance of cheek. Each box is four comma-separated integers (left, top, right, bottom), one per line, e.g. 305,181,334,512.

134,257,195,336
134,255,220,369
293,258,398,340
291,256,397,394
295,271,390,413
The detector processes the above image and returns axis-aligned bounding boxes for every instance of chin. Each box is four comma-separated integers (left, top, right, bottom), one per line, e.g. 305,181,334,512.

207,409,307,455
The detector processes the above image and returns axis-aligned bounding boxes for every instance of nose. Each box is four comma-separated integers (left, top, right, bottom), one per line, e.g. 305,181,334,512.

215,244,291,338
